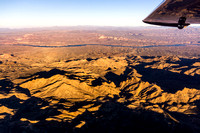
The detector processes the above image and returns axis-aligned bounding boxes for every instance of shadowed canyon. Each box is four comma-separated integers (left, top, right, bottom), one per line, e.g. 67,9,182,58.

0,27,200,133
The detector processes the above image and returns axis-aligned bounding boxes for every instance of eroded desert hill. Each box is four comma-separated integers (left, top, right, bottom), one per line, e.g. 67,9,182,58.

0,55,200,133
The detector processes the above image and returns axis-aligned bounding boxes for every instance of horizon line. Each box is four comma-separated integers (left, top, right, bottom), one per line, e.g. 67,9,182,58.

0,24,199,30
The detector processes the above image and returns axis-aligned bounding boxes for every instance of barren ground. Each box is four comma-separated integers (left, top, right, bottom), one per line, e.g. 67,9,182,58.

0,27,200,133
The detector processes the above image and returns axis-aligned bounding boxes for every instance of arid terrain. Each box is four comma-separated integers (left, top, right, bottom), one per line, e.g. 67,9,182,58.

0,26,200,133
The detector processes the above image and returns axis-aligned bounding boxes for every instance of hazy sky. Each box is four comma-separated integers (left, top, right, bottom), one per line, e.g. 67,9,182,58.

0,0,162,28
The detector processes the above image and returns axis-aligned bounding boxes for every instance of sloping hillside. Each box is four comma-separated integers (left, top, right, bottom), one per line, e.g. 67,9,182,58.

0,56,200,133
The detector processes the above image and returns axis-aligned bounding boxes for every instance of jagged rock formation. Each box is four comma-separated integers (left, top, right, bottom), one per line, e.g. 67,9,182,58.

0,56,200,133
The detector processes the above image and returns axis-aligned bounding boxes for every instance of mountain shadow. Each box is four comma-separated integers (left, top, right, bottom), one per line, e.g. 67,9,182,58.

19,68,93,84
0,79,31,97
133,63,200,93
92,67,132,87
71,96,197,133
166,58,200,74
19,69,67,80
0,96,73,133
0,90,199,133
0,79,14,94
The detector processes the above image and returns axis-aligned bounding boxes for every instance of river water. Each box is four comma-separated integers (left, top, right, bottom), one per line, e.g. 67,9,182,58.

13,43,200,48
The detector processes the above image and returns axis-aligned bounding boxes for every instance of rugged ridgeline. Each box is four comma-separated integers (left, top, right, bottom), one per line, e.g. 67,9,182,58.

0,56,200,133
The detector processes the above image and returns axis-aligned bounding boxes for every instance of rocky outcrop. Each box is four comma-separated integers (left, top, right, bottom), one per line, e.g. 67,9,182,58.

0,56,200,132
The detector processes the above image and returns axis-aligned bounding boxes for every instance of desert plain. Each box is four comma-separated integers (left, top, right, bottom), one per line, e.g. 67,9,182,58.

0,26,200,133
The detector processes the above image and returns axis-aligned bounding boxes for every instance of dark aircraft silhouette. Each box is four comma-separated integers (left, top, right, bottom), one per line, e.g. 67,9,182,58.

143,0,200,29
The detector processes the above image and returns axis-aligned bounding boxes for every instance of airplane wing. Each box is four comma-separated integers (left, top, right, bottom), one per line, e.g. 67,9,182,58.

143,0,200,29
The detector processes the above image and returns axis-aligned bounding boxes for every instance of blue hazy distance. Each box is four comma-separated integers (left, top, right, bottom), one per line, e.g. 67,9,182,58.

0,0,162,28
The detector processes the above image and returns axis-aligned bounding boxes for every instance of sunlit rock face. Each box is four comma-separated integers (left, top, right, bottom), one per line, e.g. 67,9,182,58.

1,27,200,132
0,55,200,133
